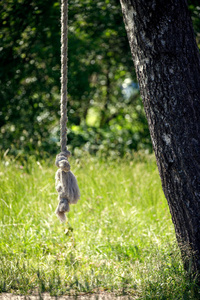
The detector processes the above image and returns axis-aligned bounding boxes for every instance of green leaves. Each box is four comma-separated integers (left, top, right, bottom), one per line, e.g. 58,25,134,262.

0,0,142,156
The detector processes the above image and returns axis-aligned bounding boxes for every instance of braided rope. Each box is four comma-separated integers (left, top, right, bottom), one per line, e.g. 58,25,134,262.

60,0,68,152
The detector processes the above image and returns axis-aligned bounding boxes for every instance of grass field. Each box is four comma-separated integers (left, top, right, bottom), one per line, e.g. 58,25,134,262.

0,152,198,299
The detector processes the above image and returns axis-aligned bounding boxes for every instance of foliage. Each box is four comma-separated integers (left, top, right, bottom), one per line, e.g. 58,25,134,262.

0,0,61,153
0,0,148,156
189,0,200,48
0,155,200,298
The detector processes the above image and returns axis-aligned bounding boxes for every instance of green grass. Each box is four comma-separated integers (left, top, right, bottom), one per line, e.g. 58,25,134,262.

0,153,198,299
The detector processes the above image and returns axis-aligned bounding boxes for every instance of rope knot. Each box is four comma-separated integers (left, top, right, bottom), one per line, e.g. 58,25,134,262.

55,151,71,172
55,150,80,222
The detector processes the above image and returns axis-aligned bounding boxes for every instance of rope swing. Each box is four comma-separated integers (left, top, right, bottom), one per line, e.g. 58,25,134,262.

55,0,80,222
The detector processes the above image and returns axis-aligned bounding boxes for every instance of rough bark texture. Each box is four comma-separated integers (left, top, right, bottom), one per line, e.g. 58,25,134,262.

120,0,200,277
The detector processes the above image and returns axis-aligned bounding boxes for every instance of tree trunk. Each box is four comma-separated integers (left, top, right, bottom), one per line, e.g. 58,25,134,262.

120,0,200,278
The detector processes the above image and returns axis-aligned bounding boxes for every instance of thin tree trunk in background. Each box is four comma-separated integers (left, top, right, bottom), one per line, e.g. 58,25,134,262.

120,0,200,278
100,67,111,128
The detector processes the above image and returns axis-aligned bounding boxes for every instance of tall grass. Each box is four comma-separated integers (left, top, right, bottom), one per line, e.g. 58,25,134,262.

0,153,198,298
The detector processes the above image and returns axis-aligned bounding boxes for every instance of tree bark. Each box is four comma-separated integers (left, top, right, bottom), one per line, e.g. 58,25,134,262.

120,0,200,278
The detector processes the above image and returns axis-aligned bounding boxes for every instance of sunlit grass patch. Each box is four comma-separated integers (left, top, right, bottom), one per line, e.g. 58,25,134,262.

0,153,197,298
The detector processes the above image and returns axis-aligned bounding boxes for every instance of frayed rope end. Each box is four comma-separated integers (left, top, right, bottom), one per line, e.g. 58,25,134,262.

55,151,80,222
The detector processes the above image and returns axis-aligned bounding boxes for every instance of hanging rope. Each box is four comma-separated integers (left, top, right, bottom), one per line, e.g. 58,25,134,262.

60,0,68,153
55,0,80,222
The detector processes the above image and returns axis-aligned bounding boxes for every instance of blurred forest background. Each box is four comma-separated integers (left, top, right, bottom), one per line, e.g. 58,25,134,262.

1,0,200,157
